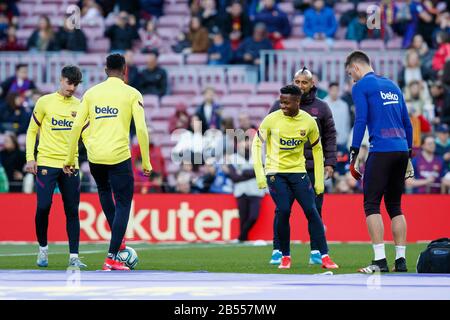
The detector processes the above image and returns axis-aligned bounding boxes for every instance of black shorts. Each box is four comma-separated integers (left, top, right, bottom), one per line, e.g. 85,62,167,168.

363,151,409,218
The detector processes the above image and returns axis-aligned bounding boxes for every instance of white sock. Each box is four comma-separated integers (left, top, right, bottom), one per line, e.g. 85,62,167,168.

373,243,386,261
69,253,78,259
272,249,281,254
39,245,48,252
321,254,329,258
311,250,320,255
395,246,406,260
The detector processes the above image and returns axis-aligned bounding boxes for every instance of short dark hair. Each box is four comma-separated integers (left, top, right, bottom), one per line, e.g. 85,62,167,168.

106,53,126,71
61,65,82,85
421,134,435,146
328,82,339,89
345,50,371,68
280,84,302,96
15,63,27,71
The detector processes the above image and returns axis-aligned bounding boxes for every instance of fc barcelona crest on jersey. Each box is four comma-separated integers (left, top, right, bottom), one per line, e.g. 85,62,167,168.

71,111,77,118
300,129,306,137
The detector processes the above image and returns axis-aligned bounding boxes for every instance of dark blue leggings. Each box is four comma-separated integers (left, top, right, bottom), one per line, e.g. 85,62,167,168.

89,159,134,256
267,173,328,256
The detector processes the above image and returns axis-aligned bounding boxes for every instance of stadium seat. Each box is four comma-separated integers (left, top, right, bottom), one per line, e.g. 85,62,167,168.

300,40,329,51
157,27,180,41
200,82,227,96
15,29,34,42
278,2,294,15
198,67,226,87
170,83,200,96
247,95,276,110
133,53,150,66
257,82,283,95
357,2,378,12
158,53,183,66
163,3,189,15
157,15,185,29
335,2,355,13
168,67,199,86
33,5,59,16
76,54,103,66
228,83,255,95
143,95,160,109
332,40,358,50
186,53,208,65
160,95,192,109
386,38,403,49
359,39,385,50
152,120,170,133
282,39,301,51
88,39,110,53
22,16,39,29
219,94,248,109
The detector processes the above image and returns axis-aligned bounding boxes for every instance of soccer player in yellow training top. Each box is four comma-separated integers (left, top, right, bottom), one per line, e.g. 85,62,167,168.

252,85,339,269
25,65,87,269
64,54,152,271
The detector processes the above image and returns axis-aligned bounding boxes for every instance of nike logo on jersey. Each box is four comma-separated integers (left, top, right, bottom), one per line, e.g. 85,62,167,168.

380,91,399,105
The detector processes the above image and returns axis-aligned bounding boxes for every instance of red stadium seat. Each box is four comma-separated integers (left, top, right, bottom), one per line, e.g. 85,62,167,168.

332,40,358,50
200,83,227,96
158,53,183,66
170,83,200,96
219,94,248,109
386,38,403,49
228,83,255,95
33,5,59,16
257,82,283,95
335,2,355,13
157,15,185,29
151,120,169,133
76,54,103,66
300,40,330,51
88,39,110,53
186,53,208,65
359,39,385,50
247,95,277,110
143,95,160,109
163,3,189,15
282,39,301,51
160,95,192,109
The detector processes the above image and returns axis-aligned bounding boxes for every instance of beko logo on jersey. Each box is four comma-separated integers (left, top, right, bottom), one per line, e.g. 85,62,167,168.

280,138,301,150
95,106,119,119
51,117,73,130
380,91,399,105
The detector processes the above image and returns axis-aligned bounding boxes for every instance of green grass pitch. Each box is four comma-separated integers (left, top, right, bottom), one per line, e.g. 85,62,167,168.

0,242,427,274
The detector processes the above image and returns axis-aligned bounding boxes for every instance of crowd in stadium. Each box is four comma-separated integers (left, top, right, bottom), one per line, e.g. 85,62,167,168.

0,0,450,195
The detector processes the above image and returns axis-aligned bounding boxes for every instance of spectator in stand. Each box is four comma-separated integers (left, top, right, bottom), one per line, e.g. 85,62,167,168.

138,49,167,97
80,0,104,26
124,50,140,89
175,171,193,193
200,0,223,33
193,157,233,193
341,77,355,124
443,60,450,88
429,80,450,127
223,0,253,51
0,93,31,135
104,11,139,52
0,25,25,51
432,31,450,72
222,135,265,241
407,135,446,194
435,124,450,166
254,0,291,49
169,103,190,133
140,18,163,54
207,27,232,65
0,0,19,25
235,22,272,65
303,0,337,45
115,0,140,22
131,130,167,193
410,34,434,72
187,15,210,53
54,15,88,52
0,12,8,40
140,0,164,19
404,79,434,121
238,112,256,131
27,15,58,51
324,82,351,148
0,132,26,192
312,72,327,99
346,11,369,42
0,64,36,100
195,87,222,133
398,49,432,89
403,0,436,48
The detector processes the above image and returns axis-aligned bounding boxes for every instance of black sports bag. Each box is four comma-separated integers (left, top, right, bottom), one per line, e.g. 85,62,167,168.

416,238,450,273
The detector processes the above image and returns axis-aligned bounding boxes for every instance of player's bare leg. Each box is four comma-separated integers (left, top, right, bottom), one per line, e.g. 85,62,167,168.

359,214,389,273
391,214,408,272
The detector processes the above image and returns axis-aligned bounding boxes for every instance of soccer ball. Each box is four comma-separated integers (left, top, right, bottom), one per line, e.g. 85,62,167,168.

116,246,138,269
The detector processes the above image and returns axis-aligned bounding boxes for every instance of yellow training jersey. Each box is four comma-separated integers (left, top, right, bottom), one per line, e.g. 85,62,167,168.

66,77,151,170
255,109,320,173
26,92,87,169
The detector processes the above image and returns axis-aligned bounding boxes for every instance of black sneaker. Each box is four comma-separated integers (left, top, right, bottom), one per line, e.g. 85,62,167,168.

393,257,408,272
358,258,389,273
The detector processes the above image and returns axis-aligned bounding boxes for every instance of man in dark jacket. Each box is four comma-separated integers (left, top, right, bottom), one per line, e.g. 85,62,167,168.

268,67,337,266
234,22,273,65
138,49,168,97
104,11,139,52
54,16,88,52
0,64,36,100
